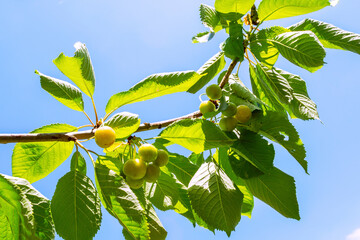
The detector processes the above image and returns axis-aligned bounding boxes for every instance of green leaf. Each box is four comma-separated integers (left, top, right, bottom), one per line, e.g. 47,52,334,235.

105,112,141,139
271,31,326,72
188,152,205,167
199,4,221,32
175,182,196,224
250,26,289,67
133,188,167,240
250,65,287,115
214,148,254,218
166,152,199,186
159,119,234,154
51,171,101,240
12,124,76,183
95,162,149,240
274,68,319,120
192,31,215,43
146,172,180,211
53,42,96,97
244,111,307,173
0,174,34,240
255,63,294,105
96,155,123,174
10,176,55,240
236,181,254,218
70,151,87,175
36,71,84,112
188,162,243,236
0,174,55,240
228,94,261,112
106,71,201,114
257,0,335,21
221,22,244,61
250,64,319,120
231,129,275,173
289,18,360,55
188,52,226,94
244,167,300,220
229,150,264,179
228,74,263,105
215,0,255,15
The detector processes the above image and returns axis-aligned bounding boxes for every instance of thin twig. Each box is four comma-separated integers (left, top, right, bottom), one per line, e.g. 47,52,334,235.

219,58,239,89
246,48,259,64
77,124,93,130
91,97,99,125
75,140,97,166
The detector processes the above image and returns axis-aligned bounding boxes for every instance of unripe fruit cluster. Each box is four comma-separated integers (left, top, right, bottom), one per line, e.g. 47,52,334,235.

219,104,252,132
123,144,169,189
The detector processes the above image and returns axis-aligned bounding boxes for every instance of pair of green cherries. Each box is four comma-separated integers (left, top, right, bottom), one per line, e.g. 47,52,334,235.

199,84,252,132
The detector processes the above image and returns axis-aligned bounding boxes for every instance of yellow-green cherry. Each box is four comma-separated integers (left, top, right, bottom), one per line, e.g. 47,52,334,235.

154,149,169,167
138,144,158,162
144,163,161,182
219,117,238,132
222,102,237,117
235,105,252,123
95,126,116,148
206,84,222,100
199,101,215,115
123,158,147,180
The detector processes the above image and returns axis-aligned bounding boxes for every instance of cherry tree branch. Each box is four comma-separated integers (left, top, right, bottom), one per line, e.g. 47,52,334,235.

219,58,239,89
0,131,94,144
0,59,238,144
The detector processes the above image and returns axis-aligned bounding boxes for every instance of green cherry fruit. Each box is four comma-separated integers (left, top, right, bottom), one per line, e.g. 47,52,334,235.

123,158,147,180
235,105,252,123
206,84,222,100
126,176,144,189
222,102,237,117
95,126,116,148
154,149,169,167
144,163,161,183
199,101,215,115
138,144,158,162
219,117,238,132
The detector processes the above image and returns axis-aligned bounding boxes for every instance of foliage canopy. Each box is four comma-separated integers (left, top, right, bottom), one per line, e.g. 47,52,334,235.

1,0,360,239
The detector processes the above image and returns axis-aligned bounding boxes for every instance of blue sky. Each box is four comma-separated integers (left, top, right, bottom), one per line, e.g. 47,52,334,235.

1,0,360,239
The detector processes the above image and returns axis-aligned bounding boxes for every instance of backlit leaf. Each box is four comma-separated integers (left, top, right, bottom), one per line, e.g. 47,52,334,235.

289,18,360,55
106,71,201,115
188,52,226,93
249,26,289,67
231,129,275,174
146,173,181,211
12,124,76,183
188,162,243,236
244,168,300,220
160,119,234,154
215,0,255,15
95,162,149,240
105,112,141,139
36,71,84,112
53,42,96,97
51,171,101,240
258,0,334,21
272,31,326,72
214,148,254,218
